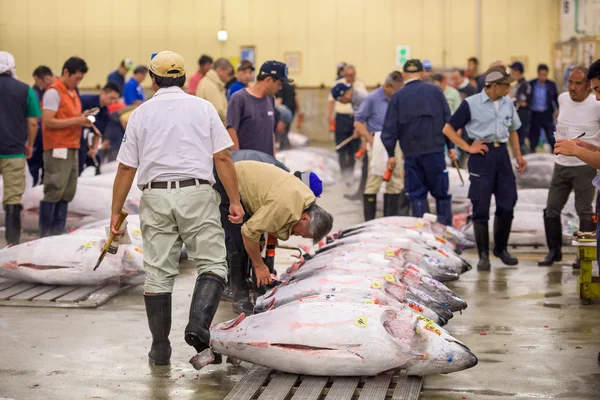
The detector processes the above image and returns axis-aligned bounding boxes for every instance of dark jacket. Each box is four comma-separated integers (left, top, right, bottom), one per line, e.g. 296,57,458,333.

0,74,29,155
381,80,453,157
528,78,559,114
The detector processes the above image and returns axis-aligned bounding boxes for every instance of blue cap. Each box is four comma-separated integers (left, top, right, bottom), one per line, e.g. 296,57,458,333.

258,60,293,83
423,60,432,71
300,172,323,197
331,82,352,100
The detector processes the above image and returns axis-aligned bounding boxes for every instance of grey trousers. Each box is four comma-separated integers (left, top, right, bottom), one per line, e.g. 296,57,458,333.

546,163,596,221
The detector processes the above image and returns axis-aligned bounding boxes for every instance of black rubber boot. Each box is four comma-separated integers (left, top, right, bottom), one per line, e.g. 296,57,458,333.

144,293,172,366
493,215,518,266
230,251,254,315
398,191,410,216
5,204,22,246
185,273,225,362
51,200,68,235
384,194,401,217
221,282,234,301
538,210,563,267
474,222,491,271
39,201,55,237
363,194,377,221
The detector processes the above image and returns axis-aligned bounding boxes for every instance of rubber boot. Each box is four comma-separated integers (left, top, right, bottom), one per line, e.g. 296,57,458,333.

363,194,377,221
538,210,562,266
185,273,225,363
410,198,428,218
144,293,172,365
493,215,518,265
435,198,453,226
221,280,234,301
230,251,254,315
39,201,55,237
384,194,400,217
51,200,68,235
5,204,22,246
474,222,491,271
398,191,410,216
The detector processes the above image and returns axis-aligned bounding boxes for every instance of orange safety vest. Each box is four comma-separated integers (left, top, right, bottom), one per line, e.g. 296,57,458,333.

42,78,82,150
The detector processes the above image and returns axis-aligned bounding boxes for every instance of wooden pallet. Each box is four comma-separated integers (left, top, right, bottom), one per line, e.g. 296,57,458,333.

0,279,135,308
225,365,423,400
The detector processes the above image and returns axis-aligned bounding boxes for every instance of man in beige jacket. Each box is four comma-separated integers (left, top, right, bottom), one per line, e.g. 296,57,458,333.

196,58,233,124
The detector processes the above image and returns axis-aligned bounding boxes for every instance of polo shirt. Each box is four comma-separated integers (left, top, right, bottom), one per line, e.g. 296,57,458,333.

354,88,387,132
123,77,145,105
117,86,233,186
107,70,125,93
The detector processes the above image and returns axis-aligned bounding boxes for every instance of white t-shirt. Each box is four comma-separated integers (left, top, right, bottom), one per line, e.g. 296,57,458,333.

556,92,600,167
117,86,233,186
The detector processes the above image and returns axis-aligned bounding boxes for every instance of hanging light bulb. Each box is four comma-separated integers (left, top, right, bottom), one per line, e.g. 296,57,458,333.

217,0,228,42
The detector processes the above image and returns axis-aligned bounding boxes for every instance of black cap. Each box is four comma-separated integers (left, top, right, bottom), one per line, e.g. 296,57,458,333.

403,59,423,73
258,60,293,83
510,61,524,73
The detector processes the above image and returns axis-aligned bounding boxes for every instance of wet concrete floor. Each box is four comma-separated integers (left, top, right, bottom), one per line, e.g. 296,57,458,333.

1,181,600,400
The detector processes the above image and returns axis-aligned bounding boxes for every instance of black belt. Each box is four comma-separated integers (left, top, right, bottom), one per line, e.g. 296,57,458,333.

142,178,209,190
466,139,507,148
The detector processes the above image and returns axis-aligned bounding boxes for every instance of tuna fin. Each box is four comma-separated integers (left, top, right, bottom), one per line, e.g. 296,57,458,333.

263,286,278,299
220,313,246,331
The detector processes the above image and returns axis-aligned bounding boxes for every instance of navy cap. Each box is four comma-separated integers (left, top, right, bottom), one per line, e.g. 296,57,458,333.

258,60,293,83
403,59,424,73
510,61,524,73
423,60,433,71
301,172,323,197
331,82,352,100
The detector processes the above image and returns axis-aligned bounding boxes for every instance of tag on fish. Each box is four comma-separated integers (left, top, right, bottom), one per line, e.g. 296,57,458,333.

189,348,215,370
384,274,395,282
354,316,368,327
104,220,133,245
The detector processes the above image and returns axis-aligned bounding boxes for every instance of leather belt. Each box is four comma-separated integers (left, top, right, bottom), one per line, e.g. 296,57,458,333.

491,142,507,148
142,178,209,190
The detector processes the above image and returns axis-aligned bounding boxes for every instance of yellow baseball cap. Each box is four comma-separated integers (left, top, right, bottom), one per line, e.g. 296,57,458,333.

150,51,185,78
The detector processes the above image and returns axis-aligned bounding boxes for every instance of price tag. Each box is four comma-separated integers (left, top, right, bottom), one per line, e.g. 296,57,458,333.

363,299,375,304
325,294,336,301
355,316,368,327
384,274,395,282
371,281,382,289
408,301,424,312
416,220,424,228
555,125,569,140
82,241,94,249
417,315,434,324
385,249,395,257
132,229,141,236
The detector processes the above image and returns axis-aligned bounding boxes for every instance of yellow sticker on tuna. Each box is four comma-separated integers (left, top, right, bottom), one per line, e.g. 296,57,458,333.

384,274,395,282
385,249,395,257
417,315,434,324
416,220,424,228
355,316,368,327
82,241,94,249
132,229,141,236
371,281,382,289
363,299,375,304
424,324,441,335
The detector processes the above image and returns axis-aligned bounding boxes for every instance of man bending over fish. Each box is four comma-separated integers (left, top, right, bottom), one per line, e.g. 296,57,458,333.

213,160,334,315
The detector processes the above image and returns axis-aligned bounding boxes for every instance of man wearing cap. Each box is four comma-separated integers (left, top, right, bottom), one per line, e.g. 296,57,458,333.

327,65,367,177
213,160,332,313
227,60,255,100
382,59,456,225
110,51,244,366
0,52,41,245
422,60,434,83
40,57,92,237
442,65,527,271
107,59,133,93
196,58,233,124
227,61,292,156
353,71,408,220
510,61,532,154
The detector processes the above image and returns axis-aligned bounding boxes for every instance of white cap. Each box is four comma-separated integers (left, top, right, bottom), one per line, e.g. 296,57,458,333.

423,213,438,223
0,51,16,75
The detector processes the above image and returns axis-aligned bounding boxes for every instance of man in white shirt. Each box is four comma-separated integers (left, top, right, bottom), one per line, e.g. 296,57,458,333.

539,66,600,266
110,51,244,366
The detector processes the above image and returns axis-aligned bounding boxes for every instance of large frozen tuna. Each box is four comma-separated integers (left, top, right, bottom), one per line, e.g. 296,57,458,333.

70,215,144,248
515,160,554,189
276,149,341,187
254,274,450,325
337,215,475,249
0,235,144,285
210,302,478,376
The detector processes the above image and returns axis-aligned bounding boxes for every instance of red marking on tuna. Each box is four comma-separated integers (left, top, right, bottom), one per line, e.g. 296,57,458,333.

220,313,246,331
264,286,278,299
290,320,355,329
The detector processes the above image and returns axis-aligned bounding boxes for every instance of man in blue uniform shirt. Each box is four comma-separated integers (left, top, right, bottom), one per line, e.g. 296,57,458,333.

123,65,148,105
381,59,456,226
443,65,527,270
79,83,120,174
106,59,133,93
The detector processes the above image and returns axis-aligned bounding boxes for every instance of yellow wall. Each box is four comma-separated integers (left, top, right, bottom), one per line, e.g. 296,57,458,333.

0,0,560,88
